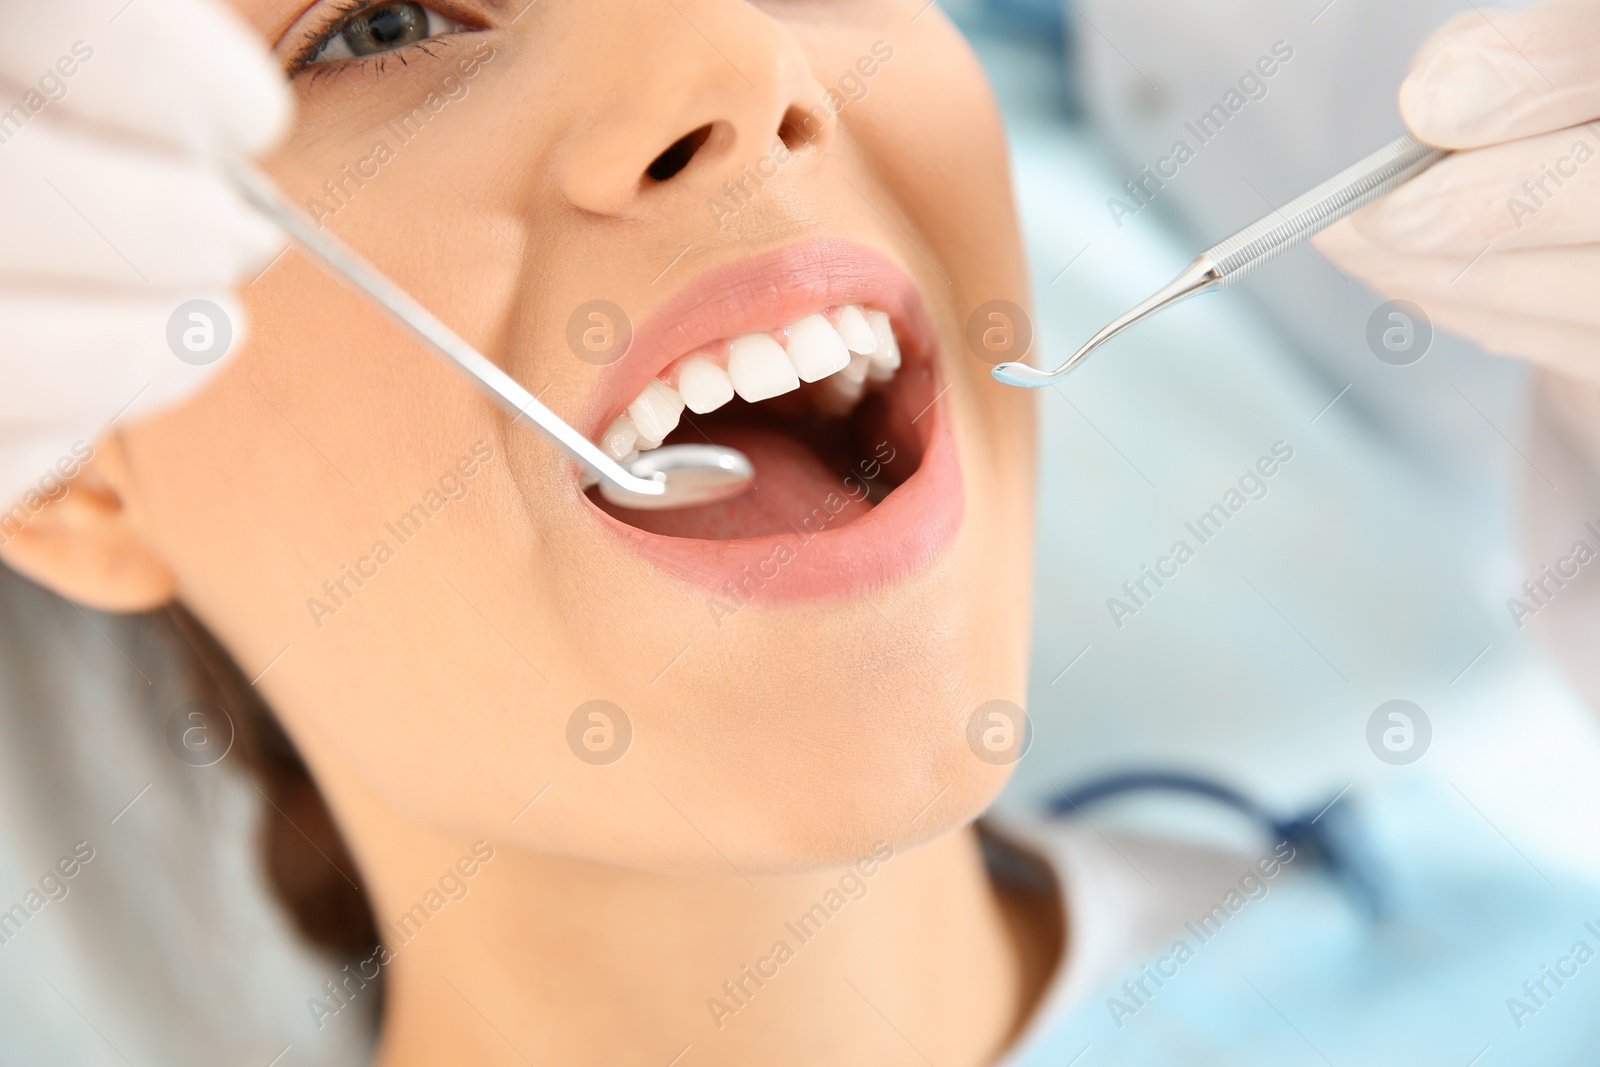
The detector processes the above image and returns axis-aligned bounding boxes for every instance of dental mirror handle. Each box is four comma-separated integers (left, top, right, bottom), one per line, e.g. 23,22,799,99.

993,134,1452,387
225,162,668,500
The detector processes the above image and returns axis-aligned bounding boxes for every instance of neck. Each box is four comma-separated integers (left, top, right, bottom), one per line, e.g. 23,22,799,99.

313,770,1041,1066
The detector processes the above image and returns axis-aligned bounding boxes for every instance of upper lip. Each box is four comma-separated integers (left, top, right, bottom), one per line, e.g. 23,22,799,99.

577,237,936,434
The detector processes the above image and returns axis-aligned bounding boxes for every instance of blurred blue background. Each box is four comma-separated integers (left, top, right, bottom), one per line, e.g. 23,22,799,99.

958,0,1600,884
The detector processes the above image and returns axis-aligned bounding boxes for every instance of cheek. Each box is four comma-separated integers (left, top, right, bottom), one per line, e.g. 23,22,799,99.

846,19,1019,279
133,121,548,668
118,219,575,832
840,19,1034,460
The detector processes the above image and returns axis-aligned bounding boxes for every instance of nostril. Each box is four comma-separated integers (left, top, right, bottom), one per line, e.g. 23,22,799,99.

777,106,821,152
645,124,713,182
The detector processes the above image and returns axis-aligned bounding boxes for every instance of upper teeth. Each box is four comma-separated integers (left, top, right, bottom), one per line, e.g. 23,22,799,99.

677,355,735,414
597,304,901,462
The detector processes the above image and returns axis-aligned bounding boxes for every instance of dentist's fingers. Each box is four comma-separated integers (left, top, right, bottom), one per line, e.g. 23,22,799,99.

0,0,288,509
0,120,284,290
0,0,290,157
1394,297,1600,382
0,292,245,429
1406,9,1495,75
1318,224,1600,331
1399,0,1600,148
1338,1,1600,383
0,430,97,512
1318,225,1600,377
1346,124,1600,255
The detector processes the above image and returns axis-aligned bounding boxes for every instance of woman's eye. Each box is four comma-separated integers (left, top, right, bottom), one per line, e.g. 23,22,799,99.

310,2,465,64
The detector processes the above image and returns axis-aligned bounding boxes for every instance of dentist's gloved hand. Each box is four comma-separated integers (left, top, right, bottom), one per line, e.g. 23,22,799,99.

1315,0,1600,383
0,0,289,509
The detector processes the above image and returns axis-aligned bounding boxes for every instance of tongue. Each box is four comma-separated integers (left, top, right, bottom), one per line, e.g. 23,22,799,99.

596,425,872,540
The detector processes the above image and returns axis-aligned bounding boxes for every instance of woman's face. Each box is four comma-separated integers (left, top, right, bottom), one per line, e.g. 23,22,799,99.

121,0,1034,873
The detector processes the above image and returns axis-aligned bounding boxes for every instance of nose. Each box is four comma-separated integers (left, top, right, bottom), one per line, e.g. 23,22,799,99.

552,0,832,217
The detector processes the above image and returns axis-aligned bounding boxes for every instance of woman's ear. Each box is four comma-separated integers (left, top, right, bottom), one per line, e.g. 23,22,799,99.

0,434,177,612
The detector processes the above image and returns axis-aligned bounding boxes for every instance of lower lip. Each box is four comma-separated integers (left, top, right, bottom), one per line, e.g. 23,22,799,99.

585,400,963,601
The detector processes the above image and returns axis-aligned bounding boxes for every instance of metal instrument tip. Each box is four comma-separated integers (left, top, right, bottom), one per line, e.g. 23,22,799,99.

991,361,1059,388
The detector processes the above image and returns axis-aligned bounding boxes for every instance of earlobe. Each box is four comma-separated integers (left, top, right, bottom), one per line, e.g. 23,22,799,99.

0,435,177,613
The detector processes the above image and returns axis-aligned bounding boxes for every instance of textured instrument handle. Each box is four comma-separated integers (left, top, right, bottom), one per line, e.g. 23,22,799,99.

1205,135,1450,287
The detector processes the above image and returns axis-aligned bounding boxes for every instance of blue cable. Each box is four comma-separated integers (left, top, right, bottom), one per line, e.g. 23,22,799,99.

1046,769,1388,920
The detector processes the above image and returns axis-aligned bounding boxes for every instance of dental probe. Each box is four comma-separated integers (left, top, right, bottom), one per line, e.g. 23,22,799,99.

227,163,754,510
992,134,1451,388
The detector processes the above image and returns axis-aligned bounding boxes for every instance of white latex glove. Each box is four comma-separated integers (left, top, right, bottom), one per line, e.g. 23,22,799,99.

1315,1,1600,384
0,0,289,511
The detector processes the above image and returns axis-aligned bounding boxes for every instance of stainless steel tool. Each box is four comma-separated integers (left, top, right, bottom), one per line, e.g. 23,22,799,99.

228,163,753,509
992,134,1451,388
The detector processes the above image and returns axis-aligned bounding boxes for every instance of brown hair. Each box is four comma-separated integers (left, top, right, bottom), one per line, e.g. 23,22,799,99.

165,602,381,960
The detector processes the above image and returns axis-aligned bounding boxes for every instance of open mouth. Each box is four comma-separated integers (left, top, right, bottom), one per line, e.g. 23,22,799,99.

587,302,933,540
572,239,961,601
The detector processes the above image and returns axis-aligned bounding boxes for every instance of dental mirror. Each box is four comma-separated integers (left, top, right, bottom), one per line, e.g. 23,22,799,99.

226,162,754,510
600,444,756,510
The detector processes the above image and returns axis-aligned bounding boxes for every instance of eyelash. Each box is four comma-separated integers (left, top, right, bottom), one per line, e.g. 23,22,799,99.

288,0,474,79
291,0,374,69
301,44,443,89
